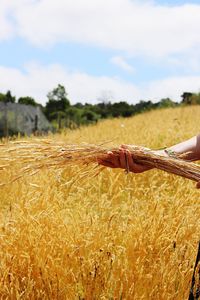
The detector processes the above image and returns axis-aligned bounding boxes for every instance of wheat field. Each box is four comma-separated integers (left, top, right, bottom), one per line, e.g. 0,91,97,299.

0,106,200,300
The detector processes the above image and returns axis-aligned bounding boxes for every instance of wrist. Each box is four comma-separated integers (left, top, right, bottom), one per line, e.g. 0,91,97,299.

154,149,179,159
164,148,179,159
154,149,168,157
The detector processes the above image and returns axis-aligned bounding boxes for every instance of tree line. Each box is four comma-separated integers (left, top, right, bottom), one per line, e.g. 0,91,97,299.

0,86,199,130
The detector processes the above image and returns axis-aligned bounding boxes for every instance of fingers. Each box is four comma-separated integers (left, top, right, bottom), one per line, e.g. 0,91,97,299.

98,149,127,170
126,149,147,173
107,151,120,168
120,144,129,150
126,150,139,173
98,146,151,173
97,159,115,168
98,151,119,169
119,149,127,169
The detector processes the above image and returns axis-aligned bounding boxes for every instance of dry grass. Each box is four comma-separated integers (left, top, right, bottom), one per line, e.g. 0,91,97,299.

1,138,200,185
0,106,200,299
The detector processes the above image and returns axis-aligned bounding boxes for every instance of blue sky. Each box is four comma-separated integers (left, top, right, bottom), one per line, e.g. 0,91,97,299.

1,0,200,105
157,0,200,4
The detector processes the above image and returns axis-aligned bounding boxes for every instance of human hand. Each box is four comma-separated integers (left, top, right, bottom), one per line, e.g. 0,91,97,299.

98,144,153,173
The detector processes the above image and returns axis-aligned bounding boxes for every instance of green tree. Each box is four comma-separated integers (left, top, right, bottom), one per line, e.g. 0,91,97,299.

187,93,200,105
0,91,15,103
0,93,6,102
93,101,113,118
81,109,100,123
18,96,37,106
50,111,66,130
111,101,134,117
181,92,193,104
158,98,176,108
5,91,15,103
45,84,70,120
132,100,153,114
65,107,83,128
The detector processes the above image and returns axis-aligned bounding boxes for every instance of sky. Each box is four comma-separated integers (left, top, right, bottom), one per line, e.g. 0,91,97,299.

1,0,200,105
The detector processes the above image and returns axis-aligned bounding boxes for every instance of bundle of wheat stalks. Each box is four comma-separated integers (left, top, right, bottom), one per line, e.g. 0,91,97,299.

1,139,200,184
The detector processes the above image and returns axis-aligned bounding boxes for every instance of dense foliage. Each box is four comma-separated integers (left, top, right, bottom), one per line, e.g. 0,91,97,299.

1,85,200,129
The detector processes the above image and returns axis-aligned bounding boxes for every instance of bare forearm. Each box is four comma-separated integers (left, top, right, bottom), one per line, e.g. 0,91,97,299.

167,134,200,161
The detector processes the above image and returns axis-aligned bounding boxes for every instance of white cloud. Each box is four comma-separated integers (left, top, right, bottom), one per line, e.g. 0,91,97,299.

0,1,16,41
0,63,200,105
1,1,200,107
0,63,140,105
0,0,200,60
145,76,200,101
110,56,135,73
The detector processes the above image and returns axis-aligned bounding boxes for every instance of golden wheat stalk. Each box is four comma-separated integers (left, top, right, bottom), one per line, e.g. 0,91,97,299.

1,139,200,184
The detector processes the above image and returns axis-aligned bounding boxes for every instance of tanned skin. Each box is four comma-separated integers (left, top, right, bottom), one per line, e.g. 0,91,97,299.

98,135,200,188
